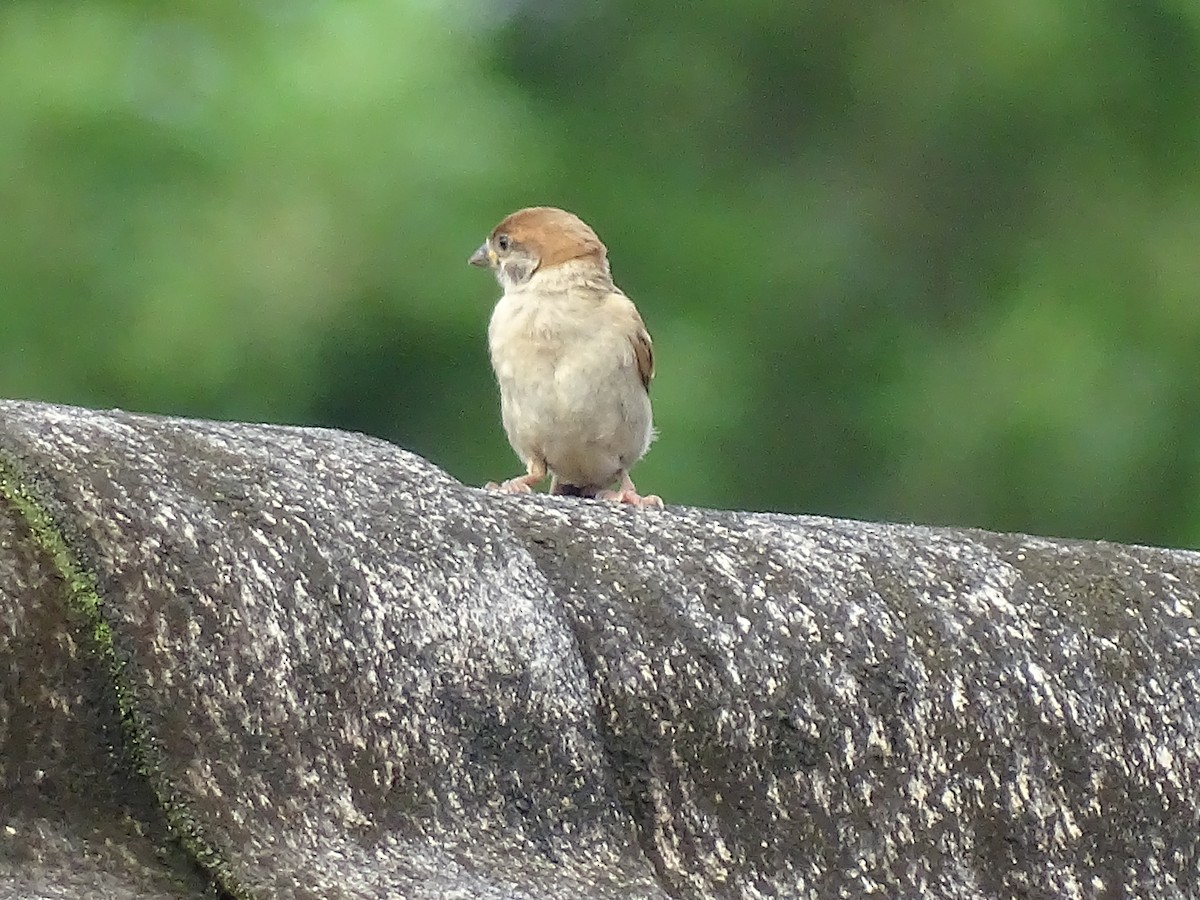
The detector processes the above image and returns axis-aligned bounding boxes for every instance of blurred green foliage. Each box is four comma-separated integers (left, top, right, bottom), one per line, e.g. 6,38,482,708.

3,0,1199,547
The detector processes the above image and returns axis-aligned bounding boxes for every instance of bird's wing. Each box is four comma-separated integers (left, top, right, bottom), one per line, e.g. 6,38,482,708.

632,319,654,392
605,291,654,392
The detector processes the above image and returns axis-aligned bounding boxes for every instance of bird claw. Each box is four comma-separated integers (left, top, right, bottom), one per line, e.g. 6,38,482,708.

485,478,535,494
597,488,664,509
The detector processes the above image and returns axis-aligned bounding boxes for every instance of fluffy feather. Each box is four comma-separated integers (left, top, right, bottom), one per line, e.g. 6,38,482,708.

470,207,661,507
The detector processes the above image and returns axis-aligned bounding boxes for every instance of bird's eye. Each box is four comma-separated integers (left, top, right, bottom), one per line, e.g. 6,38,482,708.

496,234,510,252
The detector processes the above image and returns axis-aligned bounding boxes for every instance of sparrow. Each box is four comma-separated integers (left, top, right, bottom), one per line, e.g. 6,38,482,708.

469,206,662,508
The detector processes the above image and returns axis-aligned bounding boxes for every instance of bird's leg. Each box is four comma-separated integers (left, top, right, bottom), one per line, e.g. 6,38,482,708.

597,472,663,508
486,457,547,494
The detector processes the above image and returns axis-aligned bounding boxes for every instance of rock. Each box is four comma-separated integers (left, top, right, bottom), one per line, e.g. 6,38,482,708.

1,399,1197,899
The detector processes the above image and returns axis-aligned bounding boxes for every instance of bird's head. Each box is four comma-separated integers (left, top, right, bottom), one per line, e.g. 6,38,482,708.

468,206,608,291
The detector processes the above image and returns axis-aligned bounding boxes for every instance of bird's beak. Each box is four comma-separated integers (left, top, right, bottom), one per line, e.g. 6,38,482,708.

468,243,494,268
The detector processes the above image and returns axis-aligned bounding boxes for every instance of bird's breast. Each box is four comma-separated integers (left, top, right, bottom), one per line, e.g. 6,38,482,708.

488,291,592,377
489,290,637,408
486,288,651,483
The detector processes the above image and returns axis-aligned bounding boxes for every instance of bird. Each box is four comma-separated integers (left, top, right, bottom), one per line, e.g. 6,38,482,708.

468,206,662,508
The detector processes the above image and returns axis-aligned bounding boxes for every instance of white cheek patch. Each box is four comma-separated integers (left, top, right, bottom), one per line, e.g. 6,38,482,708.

502,259,534,285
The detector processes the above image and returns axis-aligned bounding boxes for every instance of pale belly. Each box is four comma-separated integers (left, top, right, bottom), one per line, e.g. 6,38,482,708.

494,344,653,488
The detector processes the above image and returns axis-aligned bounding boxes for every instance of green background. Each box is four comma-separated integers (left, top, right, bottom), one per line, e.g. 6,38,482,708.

4,0,1199,547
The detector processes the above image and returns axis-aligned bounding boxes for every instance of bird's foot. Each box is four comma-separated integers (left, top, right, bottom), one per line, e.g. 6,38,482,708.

485,476,536,494
485,460,547,495
598,474,663,508
598,488,663,508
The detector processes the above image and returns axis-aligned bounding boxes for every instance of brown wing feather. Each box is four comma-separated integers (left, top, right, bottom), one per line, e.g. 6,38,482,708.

595,289,654,392
632,323,654,392
599,290,654,392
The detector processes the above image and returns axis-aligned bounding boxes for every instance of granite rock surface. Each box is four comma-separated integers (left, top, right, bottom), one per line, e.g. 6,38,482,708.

1,400,1198,899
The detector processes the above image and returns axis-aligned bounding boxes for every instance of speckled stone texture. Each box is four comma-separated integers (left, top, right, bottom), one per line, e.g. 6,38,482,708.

0,400,1198,900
